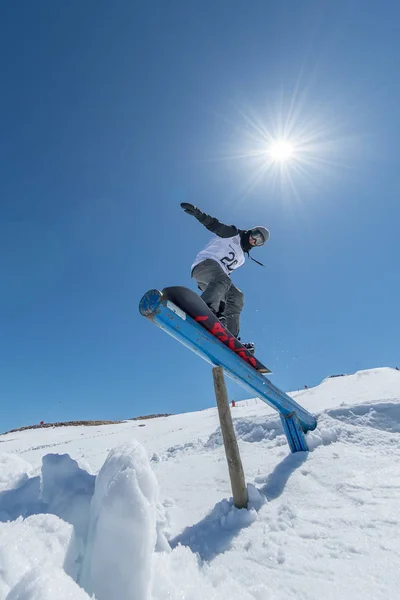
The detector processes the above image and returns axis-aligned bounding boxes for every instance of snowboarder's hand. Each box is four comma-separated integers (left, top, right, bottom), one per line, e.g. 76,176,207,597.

181,202,202,218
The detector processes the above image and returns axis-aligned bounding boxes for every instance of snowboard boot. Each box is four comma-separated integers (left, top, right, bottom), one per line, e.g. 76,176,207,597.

215,301,227,329
208,306,228,329
216,311,227,329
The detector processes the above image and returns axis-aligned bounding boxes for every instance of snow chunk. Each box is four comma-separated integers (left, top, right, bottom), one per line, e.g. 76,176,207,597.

6,566,90,600
306,425,340,451
205,416,283,450
0,454,33,492
0,453,95,536
246,483,266,512
40,453,95,541
79,441,168,600
0,514,73,598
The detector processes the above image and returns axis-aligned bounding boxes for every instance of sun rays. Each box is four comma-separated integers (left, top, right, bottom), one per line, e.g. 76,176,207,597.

215,90,359,203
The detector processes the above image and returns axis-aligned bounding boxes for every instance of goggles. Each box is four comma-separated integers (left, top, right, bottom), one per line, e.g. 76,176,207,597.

250,229,265,246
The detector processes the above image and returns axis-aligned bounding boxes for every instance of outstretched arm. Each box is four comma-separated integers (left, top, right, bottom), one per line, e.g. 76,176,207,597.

180,203,238,238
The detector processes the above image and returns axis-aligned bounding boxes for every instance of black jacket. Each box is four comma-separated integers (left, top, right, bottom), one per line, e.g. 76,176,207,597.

194,211,252,252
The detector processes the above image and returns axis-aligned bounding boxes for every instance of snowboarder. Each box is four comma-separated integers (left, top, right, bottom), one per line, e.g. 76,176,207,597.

180,202,269,350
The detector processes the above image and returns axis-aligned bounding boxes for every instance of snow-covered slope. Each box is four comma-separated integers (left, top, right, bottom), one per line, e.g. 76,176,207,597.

0,367,399,599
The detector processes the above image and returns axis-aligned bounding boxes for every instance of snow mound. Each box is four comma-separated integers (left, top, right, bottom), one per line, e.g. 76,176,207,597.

294,367,400,412
1,442,173,599
79,441,169,600
41,453,95,540
0,453,94,551
0,514,74,598
6,567,90,600
327,401,400,433
170,484,265,562
306,398,400,452
0,454,32,493
205,415,285,450
162,440,201,460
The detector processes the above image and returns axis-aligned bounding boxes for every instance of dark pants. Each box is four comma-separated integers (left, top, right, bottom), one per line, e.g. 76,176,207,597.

192,259,244,338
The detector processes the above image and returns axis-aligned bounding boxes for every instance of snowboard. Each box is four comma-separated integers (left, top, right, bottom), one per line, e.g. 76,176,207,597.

161,286,271,374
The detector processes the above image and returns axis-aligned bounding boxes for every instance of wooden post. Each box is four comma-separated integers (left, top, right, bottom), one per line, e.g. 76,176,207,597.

212,366,248,509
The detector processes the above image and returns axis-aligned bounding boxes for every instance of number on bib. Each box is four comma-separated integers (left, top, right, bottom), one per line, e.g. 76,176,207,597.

220,251,238,272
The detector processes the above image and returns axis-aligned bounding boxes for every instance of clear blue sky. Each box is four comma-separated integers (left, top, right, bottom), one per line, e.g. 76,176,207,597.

1,0,399,432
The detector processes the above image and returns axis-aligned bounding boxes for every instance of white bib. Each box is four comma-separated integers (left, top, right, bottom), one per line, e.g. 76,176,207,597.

191,234,245,275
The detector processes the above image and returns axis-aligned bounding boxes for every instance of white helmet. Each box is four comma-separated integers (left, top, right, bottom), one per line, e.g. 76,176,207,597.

249,226,270,246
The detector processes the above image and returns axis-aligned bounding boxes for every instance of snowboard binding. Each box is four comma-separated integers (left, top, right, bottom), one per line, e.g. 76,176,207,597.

209,307,256,355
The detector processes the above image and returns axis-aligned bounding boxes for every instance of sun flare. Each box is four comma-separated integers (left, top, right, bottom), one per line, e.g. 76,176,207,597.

268,140,295,162
219,91,358,201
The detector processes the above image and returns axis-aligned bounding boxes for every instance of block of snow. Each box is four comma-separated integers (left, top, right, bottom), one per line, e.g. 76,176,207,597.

79,441,165,600
40,453,95,541
0,514,74,598
0,454,33,492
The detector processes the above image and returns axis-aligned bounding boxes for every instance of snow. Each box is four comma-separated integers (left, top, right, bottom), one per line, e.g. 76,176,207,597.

0,514,75,598
78,442,165,600
6,567,90,600
0,366,399,599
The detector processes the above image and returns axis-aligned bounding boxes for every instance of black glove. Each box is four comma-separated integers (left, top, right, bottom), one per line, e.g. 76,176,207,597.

181,202,202,218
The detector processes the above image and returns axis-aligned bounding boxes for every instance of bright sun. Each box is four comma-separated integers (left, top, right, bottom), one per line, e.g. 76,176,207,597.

221,91,357,201
268,140,295,162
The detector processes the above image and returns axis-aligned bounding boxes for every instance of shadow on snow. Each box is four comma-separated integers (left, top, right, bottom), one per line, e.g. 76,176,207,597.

170,450,308,562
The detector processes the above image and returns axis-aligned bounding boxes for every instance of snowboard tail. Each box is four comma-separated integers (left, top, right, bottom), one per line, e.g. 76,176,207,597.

161,286,271,374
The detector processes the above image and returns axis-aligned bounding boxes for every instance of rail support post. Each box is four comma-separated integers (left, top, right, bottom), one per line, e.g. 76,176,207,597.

280,412,309,453
212,366,248,509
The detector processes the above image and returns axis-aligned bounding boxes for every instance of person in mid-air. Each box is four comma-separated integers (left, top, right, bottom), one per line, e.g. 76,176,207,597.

180,202,269,351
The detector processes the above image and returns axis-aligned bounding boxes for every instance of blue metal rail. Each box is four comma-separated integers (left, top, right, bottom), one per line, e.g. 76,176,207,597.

139,289,317,449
